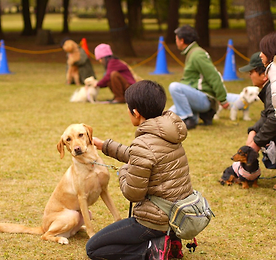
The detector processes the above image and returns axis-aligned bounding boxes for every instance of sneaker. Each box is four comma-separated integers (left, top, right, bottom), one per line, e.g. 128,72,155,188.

168,240,183,259
147,235,171,260
183,117,197,130
199,109,216,125
109,99,125,104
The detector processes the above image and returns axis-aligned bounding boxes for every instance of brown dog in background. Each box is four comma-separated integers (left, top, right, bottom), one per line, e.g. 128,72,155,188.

63,40,81,85
219,146,261,189
0,123,121,244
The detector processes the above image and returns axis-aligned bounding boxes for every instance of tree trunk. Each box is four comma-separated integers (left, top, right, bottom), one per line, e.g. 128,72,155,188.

220,0,229,29
104,0,136,57
165,0,180,43
127,0,143,39
244,0,274,57
153,0,162,32
0,1,4,39
21,0,34,35
35,0,49,33
62,0,70,34
195,0,210,47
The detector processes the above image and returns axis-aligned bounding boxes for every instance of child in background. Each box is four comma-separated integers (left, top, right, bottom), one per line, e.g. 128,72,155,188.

86,80,193,260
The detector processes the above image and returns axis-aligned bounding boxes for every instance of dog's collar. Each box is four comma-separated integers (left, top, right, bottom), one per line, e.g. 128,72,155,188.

241,98,249,110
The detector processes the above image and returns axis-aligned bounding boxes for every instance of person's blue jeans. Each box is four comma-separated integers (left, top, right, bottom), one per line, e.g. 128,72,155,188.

169,82,211,122
86,217,165,260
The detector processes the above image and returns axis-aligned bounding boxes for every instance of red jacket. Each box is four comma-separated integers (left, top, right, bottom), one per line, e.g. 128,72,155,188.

97,59,136,88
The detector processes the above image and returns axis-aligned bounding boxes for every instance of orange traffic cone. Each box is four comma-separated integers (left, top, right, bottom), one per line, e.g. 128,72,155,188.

80,38,90,57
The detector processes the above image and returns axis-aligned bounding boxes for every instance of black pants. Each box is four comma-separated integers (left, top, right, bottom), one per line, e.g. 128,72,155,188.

86,217,167,260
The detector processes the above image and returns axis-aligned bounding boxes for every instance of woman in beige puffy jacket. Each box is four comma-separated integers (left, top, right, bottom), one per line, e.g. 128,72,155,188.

86,80,193,260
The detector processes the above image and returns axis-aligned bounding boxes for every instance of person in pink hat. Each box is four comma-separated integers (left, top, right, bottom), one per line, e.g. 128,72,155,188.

94,43,136,104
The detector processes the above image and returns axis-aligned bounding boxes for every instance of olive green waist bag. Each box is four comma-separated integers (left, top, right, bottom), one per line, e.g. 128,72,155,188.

148,190,215,240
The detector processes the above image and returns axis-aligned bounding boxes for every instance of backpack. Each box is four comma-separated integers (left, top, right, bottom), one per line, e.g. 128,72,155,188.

149,190,214,240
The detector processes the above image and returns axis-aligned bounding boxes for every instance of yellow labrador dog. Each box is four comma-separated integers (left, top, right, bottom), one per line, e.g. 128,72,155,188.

0,123,121,244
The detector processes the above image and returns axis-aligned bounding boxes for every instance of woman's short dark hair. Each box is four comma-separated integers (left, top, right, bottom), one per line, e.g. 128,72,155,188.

174,25,199,44
125,80,166,120
260,32,276,63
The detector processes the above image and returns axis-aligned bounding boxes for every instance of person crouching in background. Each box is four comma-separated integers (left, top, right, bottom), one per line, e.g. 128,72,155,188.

94,43,136,104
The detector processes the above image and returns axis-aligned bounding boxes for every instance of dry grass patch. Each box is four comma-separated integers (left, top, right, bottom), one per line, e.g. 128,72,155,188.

0,62,275,259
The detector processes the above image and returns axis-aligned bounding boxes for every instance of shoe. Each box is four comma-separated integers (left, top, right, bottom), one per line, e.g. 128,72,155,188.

183,117,197,130
96,100,111,104
199,109,216,125
168,240,183,259
147,235,171,260
109,99,125,104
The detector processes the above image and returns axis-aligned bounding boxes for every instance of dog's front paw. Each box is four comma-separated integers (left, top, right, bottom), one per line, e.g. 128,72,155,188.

213,114,219,120
241,182,249,189
218,179,226,185
87,231,95,238
252,180,259,188
225,181,233,186
58,237,69,244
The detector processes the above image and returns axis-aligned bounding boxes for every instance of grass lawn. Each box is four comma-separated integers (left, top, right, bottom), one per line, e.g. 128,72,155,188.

0,14,275,259
0,59,275,259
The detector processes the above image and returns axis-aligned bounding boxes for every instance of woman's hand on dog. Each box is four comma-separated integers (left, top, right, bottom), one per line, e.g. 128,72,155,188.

247,141,260,152
246,131,260,152
220,101,230,109
93,137,104,150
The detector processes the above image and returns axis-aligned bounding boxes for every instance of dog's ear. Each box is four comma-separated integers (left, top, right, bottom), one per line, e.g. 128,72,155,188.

83,124,93,144
57,138,65,159
247,147,259,164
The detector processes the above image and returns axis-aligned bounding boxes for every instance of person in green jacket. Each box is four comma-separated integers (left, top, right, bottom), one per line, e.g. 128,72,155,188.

169,25,229,130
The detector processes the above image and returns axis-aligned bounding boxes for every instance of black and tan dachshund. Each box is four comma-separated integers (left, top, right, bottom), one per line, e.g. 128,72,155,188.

219,146,261,189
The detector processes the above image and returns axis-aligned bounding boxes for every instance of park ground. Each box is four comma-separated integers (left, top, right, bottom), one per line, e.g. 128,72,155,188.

1,28,275,260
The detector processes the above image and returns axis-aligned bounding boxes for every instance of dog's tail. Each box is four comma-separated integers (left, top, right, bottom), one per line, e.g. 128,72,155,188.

0,223,43,235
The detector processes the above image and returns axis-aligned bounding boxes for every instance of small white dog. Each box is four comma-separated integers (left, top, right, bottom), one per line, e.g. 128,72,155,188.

70,76,99,103
214,86,259,121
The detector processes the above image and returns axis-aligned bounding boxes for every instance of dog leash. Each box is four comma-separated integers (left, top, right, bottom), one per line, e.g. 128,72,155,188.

91,161,119,171
91,160,133,218
259,175,276,179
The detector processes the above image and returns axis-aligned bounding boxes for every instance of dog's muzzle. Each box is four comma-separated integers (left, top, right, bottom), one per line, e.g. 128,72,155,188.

74,146,83,156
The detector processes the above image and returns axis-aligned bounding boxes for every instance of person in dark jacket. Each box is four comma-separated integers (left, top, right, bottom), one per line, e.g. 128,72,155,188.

86,80,193,259
239,52,276,190
94,43,136,104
